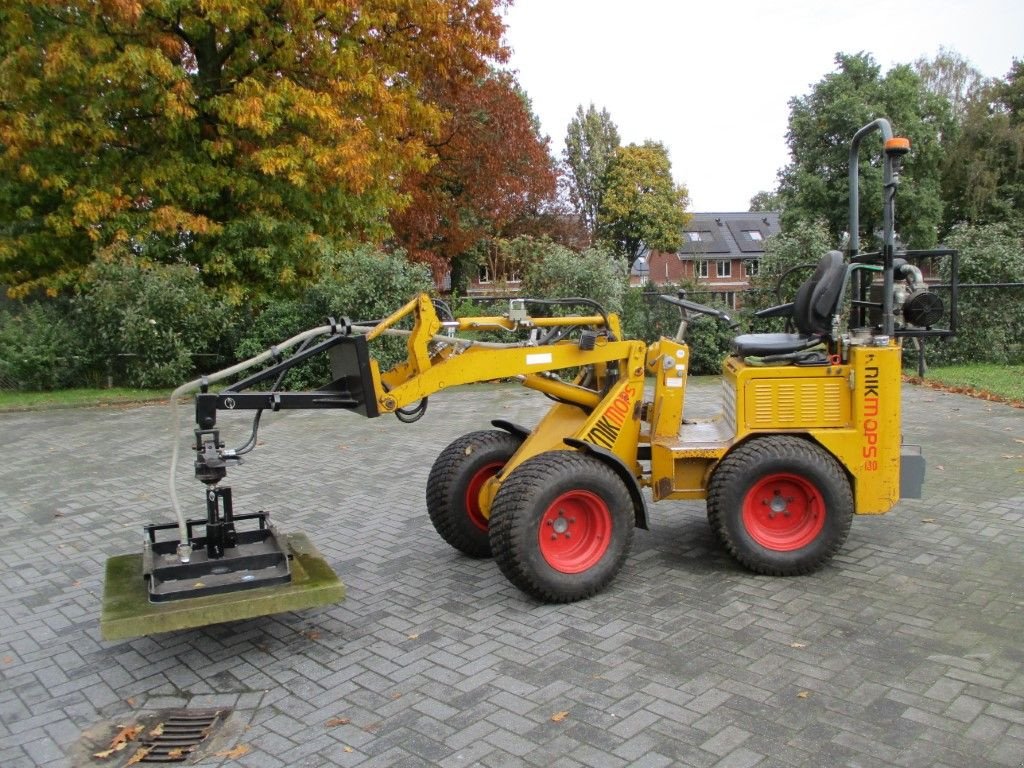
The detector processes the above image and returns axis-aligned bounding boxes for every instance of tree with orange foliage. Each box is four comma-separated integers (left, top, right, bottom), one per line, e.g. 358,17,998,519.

389,71,559,285
0,0,508,301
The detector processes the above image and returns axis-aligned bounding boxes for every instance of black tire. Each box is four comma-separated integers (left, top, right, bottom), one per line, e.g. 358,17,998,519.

707,436,853,576
426,430,521,558
489,451,634,602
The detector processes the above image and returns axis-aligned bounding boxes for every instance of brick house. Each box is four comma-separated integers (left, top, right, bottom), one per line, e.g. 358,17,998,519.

635,211,781,308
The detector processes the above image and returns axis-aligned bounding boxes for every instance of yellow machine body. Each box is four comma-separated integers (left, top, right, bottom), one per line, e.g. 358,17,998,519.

350,295,908,523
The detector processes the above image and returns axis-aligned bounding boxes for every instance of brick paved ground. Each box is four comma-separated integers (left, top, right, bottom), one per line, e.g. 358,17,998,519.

0,379,1022,767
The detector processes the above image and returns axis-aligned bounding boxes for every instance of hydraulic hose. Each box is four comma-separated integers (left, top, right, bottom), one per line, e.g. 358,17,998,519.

167,323,333,562
166,324,521,561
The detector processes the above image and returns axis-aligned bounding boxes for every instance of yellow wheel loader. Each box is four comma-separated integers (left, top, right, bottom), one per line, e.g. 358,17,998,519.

101,119,958,639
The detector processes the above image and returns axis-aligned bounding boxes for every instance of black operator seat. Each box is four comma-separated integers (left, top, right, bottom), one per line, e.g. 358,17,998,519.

733,250,848,357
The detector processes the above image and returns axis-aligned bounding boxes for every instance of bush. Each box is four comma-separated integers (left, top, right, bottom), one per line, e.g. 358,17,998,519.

234,247,434,390
75,257,234,389
621,285,689,344
520,244,626,314
922,223,1024,366
0,301,85,390
620,286,740,375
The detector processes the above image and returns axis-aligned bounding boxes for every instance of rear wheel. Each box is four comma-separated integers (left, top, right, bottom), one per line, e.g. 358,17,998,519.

707,436,852,575
489,451,634,602
426,430,521,558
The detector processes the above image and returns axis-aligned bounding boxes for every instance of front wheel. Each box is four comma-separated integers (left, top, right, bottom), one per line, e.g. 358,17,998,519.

707,436,853,575
426,430,521,558
489,451,634,602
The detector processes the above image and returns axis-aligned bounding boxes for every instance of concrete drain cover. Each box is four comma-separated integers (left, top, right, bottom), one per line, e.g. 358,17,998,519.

78,708,230,765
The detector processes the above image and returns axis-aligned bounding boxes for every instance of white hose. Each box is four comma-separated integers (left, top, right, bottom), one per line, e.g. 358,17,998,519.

166,324,518,560
167,324,331,560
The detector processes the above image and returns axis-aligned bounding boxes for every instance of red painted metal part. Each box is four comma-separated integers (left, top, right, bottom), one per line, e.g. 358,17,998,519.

538,490,612,573
464,461,504,532
741,473,826,551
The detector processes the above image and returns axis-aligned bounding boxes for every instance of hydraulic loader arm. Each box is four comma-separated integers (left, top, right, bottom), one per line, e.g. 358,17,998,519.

193,293,643,432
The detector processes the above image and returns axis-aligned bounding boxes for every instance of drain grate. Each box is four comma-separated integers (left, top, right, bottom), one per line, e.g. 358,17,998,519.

136,709,228,763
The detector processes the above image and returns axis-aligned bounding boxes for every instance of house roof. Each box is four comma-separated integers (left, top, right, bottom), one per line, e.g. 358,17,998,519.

678,211,781,260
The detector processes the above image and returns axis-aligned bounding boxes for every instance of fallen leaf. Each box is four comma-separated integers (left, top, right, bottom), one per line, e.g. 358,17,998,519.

125,747,151,766
921,518,936,524
363,722,382,733
148,723,164,738
550,711,570,722
125,697,136,707
2,656,12,664
391,692,402,700
168,747,187,758
303,629,321,641
1002,454,1018,459
98,724,142,756
407,633,419,640
326,717,350,727
797,691,810,699
936,465,944,470
343,746,354,753
789,642,807,649
1014,438,1024,444
215,744,251,759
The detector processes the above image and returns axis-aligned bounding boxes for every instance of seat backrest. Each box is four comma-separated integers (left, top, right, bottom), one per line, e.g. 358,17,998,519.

792,251,846,336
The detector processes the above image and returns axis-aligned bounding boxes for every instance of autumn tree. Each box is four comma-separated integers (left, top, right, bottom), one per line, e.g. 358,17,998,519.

0,0,508,301
389,71,558,284
563,104,621,236
597,141,690,262
778,52,948,250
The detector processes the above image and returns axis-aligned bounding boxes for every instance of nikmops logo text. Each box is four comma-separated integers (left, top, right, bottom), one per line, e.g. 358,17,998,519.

585,384,637,449
862,361,880,471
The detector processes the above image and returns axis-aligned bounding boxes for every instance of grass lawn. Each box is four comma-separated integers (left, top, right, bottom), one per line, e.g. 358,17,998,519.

909,363,1023,405
0,387,168,411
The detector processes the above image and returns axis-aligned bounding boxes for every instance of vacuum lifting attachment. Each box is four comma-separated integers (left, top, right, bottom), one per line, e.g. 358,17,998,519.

101,329,382,639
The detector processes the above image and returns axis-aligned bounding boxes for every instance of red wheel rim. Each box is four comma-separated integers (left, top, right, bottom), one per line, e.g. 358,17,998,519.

741,473,825,551
464,461,504,532
537,490,612,573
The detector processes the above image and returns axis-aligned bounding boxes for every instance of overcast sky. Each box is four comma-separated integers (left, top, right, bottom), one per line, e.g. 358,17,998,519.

501,0,1024,212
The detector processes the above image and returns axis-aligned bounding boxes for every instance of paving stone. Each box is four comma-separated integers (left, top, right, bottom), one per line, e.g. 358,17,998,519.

0,382,1021,767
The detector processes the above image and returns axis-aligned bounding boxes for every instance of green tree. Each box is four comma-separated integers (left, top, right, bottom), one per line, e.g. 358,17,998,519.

940,59,1024,229
778,52,948,251
914,47,987,123
597,142,690,263
749,190,782,212
563,104,621,236
0,0,508,301
748,220,835,313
